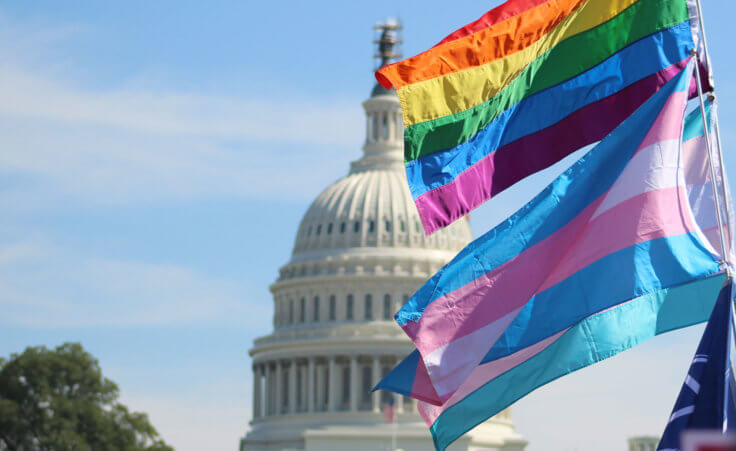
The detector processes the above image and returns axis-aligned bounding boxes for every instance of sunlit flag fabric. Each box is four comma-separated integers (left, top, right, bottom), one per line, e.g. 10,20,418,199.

374,63,732,450
376,0,709,234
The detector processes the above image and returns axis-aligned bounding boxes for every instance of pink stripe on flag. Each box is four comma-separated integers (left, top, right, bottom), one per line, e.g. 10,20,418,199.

636,92,688,152
419,328,570,426
405,184,698,359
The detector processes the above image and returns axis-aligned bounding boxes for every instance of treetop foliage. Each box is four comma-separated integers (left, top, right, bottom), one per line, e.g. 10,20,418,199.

0,343,173,451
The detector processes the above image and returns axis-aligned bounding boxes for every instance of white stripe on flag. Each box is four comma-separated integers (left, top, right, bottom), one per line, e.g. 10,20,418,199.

669,405,695,422
685,375,701,394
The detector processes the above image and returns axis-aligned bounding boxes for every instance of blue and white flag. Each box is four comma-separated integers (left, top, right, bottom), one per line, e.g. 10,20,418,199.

658,278,736,450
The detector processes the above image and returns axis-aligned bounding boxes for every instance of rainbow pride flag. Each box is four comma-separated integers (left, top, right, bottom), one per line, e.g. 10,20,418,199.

375,64,731,449
376,0,707,234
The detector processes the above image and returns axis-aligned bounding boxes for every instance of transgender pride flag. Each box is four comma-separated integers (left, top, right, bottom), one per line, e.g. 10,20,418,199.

375,61,732,450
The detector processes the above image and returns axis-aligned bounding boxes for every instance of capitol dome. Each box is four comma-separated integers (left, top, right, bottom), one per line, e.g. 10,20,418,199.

241,22,527,451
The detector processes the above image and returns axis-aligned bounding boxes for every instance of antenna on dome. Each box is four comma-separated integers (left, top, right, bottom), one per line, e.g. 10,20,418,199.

373,18,402,70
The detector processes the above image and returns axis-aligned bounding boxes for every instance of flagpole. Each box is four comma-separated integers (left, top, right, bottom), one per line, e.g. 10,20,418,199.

694,0,733,267
693,51,729,265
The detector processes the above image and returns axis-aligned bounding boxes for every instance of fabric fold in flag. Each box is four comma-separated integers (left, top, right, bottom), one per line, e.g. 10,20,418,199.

378,77,733,412
375,64,732,446
377,0,710,234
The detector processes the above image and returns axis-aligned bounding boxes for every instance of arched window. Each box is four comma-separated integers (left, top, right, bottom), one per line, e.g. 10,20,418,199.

340,222,346,233
329,295,336,321
313,296,320,322
327,223,333,235
364,294,373,320
400,220,406,233
383,294,392,320
354,221,360,233
346,294,354,320
368,220,375,233
299,298,306,323
385,220,392,232
307,226,312,236
316,224,321,236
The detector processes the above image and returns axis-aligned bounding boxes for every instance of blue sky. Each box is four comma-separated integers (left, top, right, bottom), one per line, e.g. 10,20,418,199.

1,1,735,450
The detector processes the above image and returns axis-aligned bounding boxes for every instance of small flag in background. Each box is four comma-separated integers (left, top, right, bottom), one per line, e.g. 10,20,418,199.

376,0,708,234
658,279,736,450
383,398,397,423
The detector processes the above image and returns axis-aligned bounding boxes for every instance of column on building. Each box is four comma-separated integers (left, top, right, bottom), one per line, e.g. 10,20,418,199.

253,364,261,419
315,360,324,412
372,356,381,413
307,357,315,413
265,362,273,416
328,356,337,412
394,356,404,414
349,355,359,412
289,358,297,414
275,361,283,415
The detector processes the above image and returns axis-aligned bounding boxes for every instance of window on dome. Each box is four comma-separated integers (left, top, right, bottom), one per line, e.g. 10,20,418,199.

368,220,375,233
346,294,354,320
400,220,406,233
354,221,360,233
316,225,321,236
383,294,392,320
415,221,421,233
327,223,333,234
340,222,346,233
289,300,294,324
364,294,373,320
299,297,306,323
385,220,391,232
329,295,336,321
313,296,320,322
307,226,312,236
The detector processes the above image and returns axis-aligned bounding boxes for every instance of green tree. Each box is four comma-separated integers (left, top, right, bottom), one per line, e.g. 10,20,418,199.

0,343,173,451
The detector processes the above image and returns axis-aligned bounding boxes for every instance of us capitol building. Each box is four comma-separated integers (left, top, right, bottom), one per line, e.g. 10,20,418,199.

240,23,528,451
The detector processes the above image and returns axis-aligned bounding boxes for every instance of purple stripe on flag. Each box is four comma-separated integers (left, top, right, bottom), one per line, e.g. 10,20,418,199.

415,60,695,235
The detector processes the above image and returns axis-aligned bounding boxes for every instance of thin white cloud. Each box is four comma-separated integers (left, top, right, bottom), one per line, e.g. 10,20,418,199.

0,12,363,207
0,239,269,328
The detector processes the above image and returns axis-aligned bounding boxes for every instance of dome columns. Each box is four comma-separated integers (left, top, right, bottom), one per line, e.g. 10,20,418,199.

250,353,416,423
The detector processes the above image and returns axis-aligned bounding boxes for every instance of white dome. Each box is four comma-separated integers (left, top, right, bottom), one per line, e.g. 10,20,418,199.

278,90,473,281
244,71,525,451
292,168,472,258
